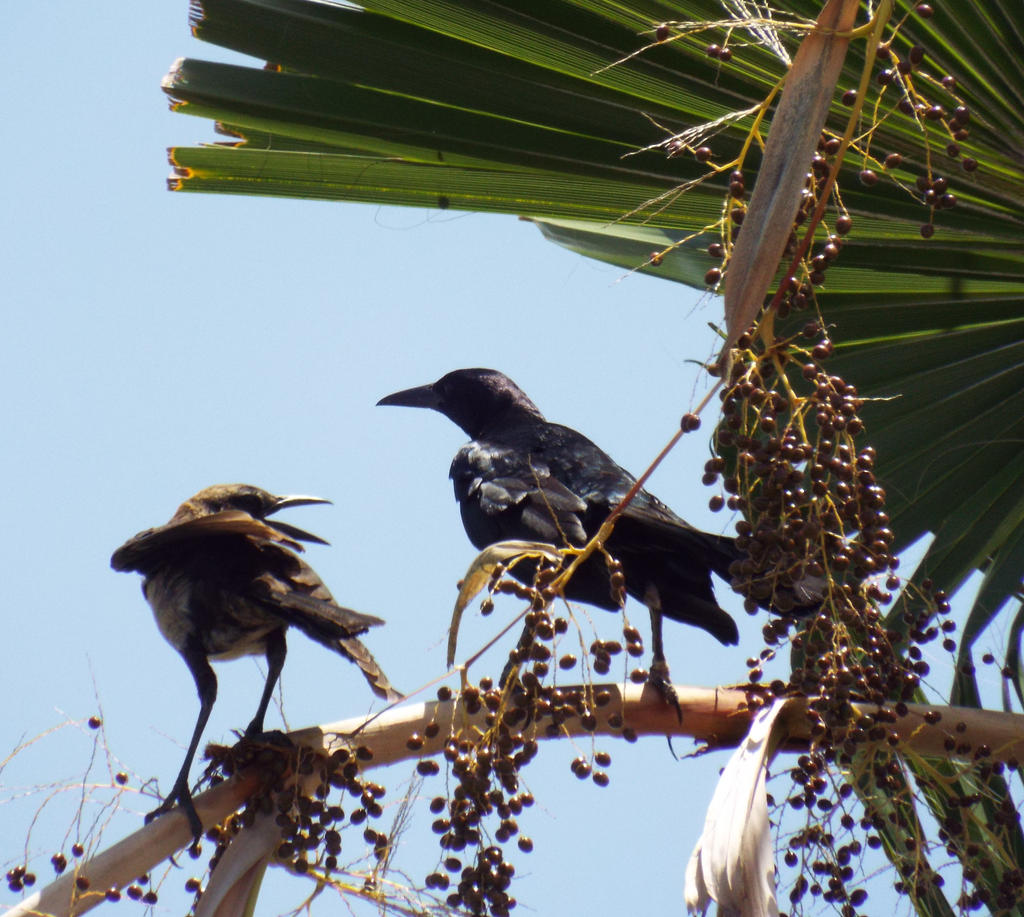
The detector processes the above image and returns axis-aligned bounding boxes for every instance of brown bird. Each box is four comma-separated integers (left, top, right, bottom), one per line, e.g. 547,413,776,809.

111,484,398,843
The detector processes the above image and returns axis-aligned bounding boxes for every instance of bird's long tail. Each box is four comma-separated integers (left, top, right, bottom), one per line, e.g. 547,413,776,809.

337,636,403,703
701,529,824,615
698,531,745,583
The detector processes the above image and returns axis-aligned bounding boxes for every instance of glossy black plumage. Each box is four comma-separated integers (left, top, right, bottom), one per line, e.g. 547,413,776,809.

379,369,752,705
112,484,397,843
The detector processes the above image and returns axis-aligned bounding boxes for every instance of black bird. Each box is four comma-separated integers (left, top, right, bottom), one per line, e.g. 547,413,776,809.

112,484,398,842
379,369,799,707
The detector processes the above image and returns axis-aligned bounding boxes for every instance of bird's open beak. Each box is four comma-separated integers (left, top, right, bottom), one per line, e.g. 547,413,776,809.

271,494,332,512
377,383,441,410
266,495,332,545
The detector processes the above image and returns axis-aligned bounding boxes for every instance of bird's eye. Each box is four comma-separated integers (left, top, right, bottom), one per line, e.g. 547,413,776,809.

231,494,264,516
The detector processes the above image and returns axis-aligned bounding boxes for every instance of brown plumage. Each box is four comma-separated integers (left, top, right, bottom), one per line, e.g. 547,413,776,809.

112,484,398,843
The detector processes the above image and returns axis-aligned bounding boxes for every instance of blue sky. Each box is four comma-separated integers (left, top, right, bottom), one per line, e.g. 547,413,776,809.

1,2,989,915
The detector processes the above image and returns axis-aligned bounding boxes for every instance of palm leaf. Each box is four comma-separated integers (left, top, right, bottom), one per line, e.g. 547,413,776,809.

164,0,1023,625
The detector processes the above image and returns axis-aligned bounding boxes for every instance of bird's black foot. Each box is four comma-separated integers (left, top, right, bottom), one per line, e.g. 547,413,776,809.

498,634,535,690
145,779,202,850
498,656,520,690
241,727,293,748
648,660,682,724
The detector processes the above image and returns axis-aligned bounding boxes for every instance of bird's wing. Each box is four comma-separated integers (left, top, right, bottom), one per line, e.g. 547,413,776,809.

453,443,589,545
613,493,741,578
615,491,705,539
247,547,384,635
110,510,302,571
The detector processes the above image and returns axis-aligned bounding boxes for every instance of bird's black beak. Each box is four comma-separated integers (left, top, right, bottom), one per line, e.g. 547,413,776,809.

265,495,332,545
377,383,441,411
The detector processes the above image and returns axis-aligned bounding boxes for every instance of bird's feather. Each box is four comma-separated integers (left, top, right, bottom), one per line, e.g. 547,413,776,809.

111,510,302,571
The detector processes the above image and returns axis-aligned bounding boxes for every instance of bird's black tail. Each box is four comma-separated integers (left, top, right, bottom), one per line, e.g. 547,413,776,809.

696,530,744,583
698,528,824,616
668,526,823,624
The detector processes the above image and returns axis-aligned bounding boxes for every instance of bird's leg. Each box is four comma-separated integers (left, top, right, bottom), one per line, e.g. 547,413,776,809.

498,620,536,688
646,601,682,724
146,642,216,847
245,628,288,741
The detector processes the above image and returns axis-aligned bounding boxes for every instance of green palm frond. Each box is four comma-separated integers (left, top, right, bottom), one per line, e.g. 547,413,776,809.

165,0,1023,665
